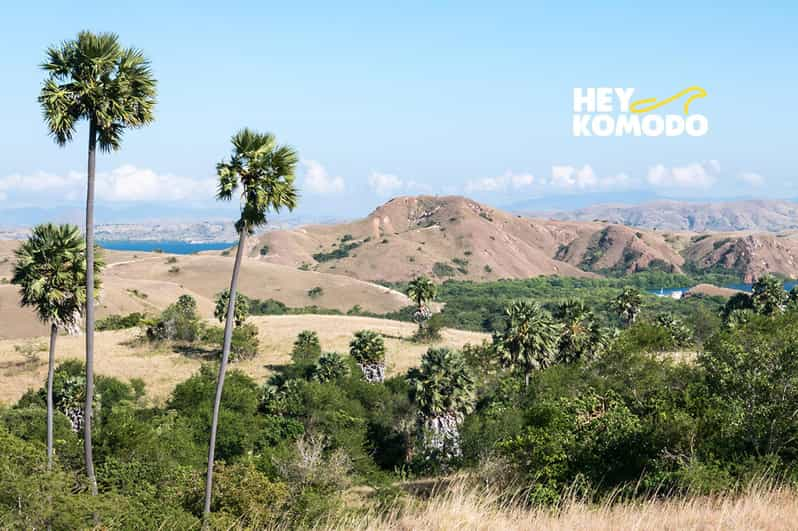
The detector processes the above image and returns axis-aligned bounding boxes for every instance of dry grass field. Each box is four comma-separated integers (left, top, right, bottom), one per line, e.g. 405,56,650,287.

326,482,798,531
0,242,412,340
0,314,487,405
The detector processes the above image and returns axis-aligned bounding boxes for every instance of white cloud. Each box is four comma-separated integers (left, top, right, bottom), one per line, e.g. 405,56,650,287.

302,160,344,194
739,172,765,187
0,170,82,195
0,166,216,202
551,165,596,189
465,171,536,193
646,160,720,189
466,166,634,194
510,172,536,188
465,176,505,193
96,165,216,201
368,172,404,196
550,164,631,191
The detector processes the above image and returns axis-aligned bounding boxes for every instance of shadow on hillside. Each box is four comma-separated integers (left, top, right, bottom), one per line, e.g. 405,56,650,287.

173,344,219,361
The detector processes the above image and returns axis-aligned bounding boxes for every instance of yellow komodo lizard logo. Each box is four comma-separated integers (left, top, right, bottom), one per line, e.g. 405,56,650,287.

631,86,707,115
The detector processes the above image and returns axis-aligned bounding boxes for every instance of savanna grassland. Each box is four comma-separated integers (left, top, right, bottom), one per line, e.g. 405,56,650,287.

0,314,485,404
4,27,798,531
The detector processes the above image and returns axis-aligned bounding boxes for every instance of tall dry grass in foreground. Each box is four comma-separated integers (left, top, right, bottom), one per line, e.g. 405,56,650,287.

321,482,798,531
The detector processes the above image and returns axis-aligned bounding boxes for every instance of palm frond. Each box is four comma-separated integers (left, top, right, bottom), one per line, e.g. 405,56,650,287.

39,31,157,150
217,129,299,233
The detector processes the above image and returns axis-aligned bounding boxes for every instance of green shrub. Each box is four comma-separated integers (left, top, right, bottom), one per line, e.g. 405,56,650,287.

308,286,324,298
214,289,250,327
698,313,798,459
168,365,262,461
312,352,350,383
313,240,360,262
97,312,147,331
146,295,202,342
411,313,444,343
433,262,456,277
291,330,322,366
186,462,289,527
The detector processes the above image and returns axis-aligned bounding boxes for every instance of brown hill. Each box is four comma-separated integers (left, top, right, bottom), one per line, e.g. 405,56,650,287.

549,222,685,274
683,232,798,282
252,196,687,281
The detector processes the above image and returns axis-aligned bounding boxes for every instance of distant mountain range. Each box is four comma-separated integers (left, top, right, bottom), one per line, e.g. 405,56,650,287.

526,199,798,232
0,217,340,243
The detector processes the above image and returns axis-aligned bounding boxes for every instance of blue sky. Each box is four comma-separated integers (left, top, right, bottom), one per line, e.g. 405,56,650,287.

1,1,796,225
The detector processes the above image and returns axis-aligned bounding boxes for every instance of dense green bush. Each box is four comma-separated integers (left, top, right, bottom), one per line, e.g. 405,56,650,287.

146,294,202,342
7,282,798,525
291,330,322,366
202,322,261,361
96,312,147,331
169,365,263,461
698,312,798,459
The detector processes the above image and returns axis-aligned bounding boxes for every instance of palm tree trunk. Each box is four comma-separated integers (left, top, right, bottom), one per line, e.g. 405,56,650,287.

83,118,98,496
203,229,247,523
46,323,57,470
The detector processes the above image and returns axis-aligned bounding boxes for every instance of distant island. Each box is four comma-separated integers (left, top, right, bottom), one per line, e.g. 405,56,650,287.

95,221,238,243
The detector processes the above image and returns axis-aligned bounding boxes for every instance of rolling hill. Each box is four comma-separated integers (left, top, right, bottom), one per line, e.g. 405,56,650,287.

0,244,411,340
249,195,798,283
682,231,798,282
251,195,691,282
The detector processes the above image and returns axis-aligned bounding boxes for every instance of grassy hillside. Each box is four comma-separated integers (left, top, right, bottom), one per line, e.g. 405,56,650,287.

0,314,486,405
0,244,411,339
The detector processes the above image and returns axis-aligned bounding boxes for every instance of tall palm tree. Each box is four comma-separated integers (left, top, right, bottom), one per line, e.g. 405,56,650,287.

350,330,387,383
493,300,561,387
11,224,102,470
407,348,474,459
204,129,298,521
612,287,643,327
407,276,437,334
39,31,156,494
554,299,608,363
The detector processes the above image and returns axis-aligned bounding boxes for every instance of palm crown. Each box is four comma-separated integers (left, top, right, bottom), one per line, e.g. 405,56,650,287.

494,300,561,373
349,330,386,365
407,276,437,308
554,299,607,363
39,31,156,150
217,129,299,233
214,289,250,327
408,348,475,419
613,287,643,325
12,224,102,329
